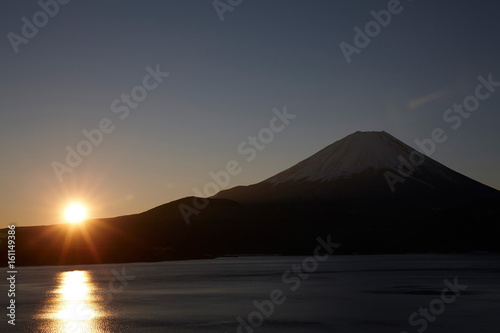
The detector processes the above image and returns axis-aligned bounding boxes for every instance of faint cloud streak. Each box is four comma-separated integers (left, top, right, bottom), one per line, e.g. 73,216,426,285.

407,89,453,110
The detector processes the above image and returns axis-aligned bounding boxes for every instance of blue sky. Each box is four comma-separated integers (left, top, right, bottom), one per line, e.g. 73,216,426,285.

1,0,499,226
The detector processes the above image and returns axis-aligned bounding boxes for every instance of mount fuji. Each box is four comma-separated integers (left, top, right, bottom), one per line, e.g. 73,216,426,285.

214,131,498,212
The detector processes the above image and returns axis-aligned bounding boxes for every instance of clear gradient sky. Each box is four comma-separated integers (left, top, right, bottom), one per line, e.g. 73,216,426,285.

1,0,499,227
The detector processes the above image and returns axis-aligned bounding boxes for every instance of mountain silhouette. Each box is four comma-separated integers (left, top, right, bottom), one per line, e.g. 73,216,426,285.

214,131,498,212
3,131,499,266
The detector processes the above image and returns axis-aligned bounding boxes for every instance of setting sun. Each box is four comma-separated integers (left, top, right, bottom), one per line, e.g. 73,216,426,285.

64,203,87,223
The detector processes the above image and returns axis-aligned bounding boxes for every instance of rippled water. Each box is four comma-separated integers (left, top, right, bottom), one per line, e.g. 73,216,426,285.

1,255,499,332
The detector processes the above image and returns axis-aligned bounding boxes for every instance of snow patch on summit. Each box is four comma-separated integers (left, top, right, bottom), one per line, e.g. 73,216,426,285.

265,131,417,184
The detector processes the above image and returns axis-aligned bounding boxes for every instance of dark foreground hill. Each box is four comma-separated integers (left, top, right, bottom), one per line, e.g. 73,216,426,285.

3,195,499,266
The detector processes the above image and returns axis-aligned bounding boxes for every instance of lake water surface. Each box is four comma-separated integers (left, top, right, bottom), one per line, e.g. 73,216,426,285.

1,254,499,332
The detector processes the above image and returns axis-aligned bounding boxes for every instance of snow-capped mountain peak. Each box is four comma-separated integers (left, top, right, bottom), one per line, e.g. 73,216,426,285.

214,130,498,206
265,131,411,184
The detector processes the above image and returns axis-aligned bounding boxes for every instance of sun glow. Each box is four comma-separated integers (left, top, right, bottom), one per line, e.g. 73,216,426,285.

64,203,87,223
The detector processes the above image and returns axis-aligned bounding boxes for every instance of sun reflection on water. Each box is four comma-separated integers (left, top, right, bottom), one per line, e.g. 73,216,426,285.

56,271,95,323
35,270,105,332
